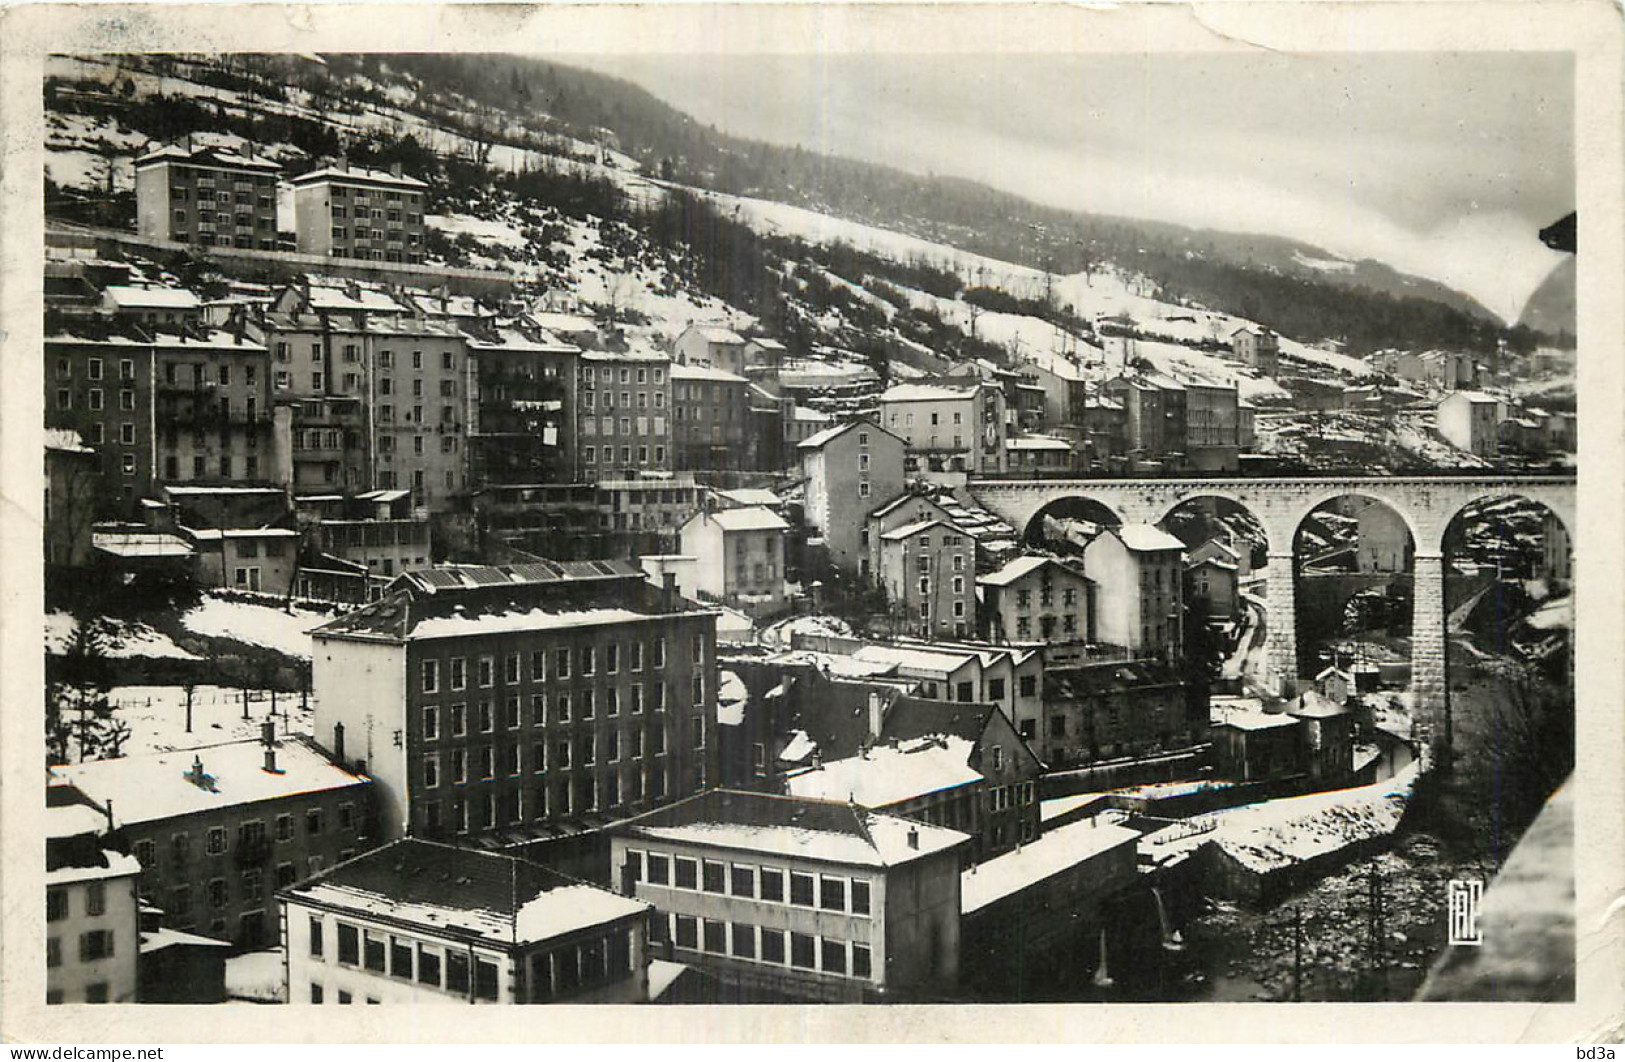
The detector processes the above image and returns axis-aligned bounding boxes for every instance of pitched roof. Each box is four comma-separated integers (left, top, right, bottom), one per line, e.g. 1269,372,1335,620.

1112,524,1187,553
785,736,982,807
976,554,1083,588
52,735,370,827
283,839,647,946
290,165,427,189
103,286,201,310
671,362,748,383
693,507,790,533
879,518,960,542
1046,660,1184,698
684,324,747,345
609,789,969,868
879,382,980,403
796,418,899,451
961,816,1140,915
135,143,281,173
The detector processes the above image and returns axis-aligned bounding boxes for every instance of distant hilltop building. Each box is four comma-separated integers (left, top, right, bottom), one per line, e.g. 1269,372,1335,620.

1229,325,1280,378
290,161,428,265
135,139,281,250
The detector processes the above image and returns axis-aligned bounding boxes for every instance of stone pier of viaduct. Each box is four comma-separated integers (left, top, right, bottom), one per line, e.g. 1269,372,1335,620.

967,474,1577,749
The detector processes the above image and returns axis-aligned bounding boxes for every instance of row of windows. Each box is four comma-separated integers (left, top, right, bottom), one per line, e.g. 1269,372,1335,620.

581,416,669,438
418,763,680,832
583,445,668,467
168,167,276,187
44,881,109,923
325,186,423,206
625,850,872,917
314,919,498,1000
55,357,137,381
44,929,118,967
581,389,665,410
657,914,873,983
129,805,357,871
420,638,698,695
420,682,700,739
581,365,666,385
420,719,697,785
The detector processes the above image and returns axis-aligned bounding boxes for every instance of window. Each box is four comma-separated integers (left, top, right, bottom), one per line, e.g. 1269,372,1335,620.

421,659,439,694
207,878,226,909
580,646,595,677
205,827,226,855
674,857,698,890
478,656,494,688
450,704,467,737
790,932,816,970
730,864,756,899
80,930,115,961
446,951,470,994
822,938,848,975
853,943,872,979
363,931,385,972
555,648,571,679
760,867,785,903
851,879,872,916
819,875,847,912
674,915,698,950
449,657,466,691
337,923,359,965
731,923,756,959
703,919,727,953
417,946,441,987
478,701,494,733
761,928,786,965
652,637,666,669
504,653,520,684
306,808,325,836
789,872,815,907
310,983,324,1004
309,916,325,958
46,890,67,922
702,860,726,894
646,853,670,886
391,938,413,980
423,705,439,741
47,937,61,968
423,755,439,789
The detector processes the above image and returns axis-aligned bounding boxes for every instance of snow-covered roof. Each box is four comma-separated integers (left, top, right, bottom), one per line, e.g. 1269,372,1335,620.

961,816,1140,915
104,286,201,310
715,487,780,508
141,927,232,954
696,507,790,533
748,337,788,351
528,311,598,334
685,324,747,345
1112,524,1186,553
780,730,817,763
796,418,896,451
184,526,300,542
1440,390,1501,406
1005,435,1072,451
717,669,748,727
612,789,969,869
671,362,748,383
286,839,647,946
1187,555,1238,572
411,606,657,642
93,531,194,559
290,165,427,190
785,736,981,807
45,428,94,454
879,382,979,403
791,406,832,424
880,517,966,543
1211,700,1299,732
977,555,1080,587
45,847,144,888
52,736,371,827
852,643,975,676
47,802,110,840
135,144,281,173
1288,689,1350,719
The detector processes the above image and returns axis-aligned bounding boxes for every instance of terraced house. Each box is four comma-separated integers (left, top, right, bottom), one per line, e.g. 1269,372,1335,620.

310,561,720,845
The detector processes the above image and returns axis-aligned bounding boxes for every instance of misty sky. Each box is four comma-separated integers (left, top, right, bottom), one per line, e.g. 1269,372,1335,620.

569,52,1574,323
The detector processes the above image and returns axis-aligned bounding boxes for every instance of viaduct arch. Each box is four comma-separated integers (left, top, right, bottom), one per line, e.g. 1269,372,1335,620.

967,474,1577,748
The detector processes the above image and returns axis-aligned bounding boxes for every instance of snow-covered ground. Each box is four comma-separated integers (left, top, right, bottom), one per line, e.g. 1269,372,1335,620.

46,613,202,661
99,684,313,759
759,613,854,648
225,949,286,1003
179,595,330,660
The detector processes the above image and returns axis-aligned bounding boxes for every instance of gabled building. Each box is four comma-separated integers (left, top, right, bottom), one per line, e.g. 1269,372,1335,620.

799,418,906,576
1082,524,1186,659
1436,390,1501,458
976,555,1091,646
51,731,374,951
1185,554,1240,623
673,323,750,376
878,519,976,639
606,789,970,1001
679,506,790,617
864,490,959,585
309,561,720,844
879,381,1008,474
1103,375,1186,466
1229,326,1280,377
45,801,142,1004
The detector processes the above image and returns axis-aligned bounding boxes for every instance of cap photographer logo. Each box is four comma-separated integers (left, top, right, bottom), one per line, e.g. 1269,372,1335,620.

1447,878,1484,946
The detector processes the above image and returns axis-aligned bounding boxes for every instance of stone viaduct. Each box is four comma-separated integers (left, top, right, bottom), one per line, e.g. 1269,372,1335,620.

967,473,1577,746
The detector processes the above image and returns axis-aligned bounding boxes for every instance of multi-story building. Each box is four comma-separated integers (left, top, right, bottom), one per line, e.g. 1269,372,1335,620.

45,321,276,511
1004,434,1075,473
673,323,750,375
134,141,281,249
606,789,970,1001
45,429,100,568
1352,499,1413,573
45,801,142,1004
798,418,906,576
577,348,672,481
281,839,651,1004
671,362,752,472
679,506,790,617
879,381,1007,474
51,731,375,950
786,689,1042,859
466,322,580,488
1540,509,1572,585
976,555,1092,645
1186,554,1240,622
290,163,428,264
877,519,976,639
1183,382,1242,471
1042,659,1198,768
255,308,372,492
1436,390,1502,458
1229,326,1280,377
299,489,433,584
309,561,720,844
1104,374,1187,466
364,316,469,511
1082,524,1185,659
864,491,959,585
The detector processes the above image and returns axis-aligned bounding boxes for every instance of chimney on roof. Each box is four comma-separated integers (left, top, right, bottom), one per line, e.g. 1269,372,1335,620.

907,826,919,850
390,162,403,179
103,800,115,835
662,570,677,610
868,690,885,739
333,721,346,763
